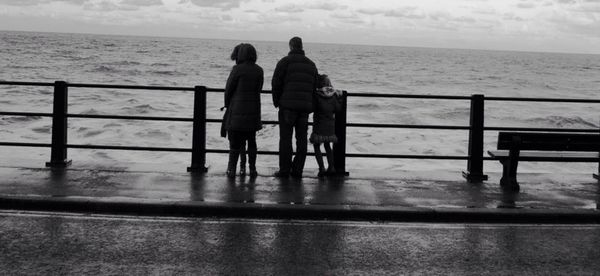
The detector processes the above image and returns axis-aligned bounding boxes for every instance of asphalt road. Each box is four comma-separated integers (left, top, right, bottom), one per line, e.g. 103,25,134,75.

1,211,599,275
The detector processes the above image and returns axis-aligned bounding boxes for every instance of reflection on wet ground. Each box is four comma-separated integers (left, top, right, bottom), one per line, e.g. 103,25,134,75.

1,212,600,275
0,164,598,210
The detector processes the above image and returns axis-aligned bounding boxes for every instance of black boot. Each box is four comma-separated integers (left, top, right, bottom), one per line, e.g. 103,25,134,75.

248,150,257,178
239,149,247,177
226,150,240,178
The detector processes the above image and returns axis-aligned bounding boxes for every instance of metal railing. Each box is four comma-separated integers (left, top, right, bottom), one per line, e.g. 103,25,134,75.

1,80,599,181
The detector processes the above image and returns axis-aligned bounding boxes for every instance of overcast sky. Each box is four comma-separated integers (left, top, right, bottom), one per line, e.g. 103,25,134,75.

1,0,599,54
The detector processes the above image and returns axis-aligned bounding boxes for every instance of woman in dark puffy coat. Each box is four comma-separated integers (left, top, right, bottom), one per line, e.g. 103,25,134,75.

224,43,264,178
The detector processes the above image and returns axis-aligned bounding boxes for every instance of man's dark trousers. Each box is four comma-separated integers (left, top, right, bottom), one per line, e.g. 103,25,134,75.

278,108,309,175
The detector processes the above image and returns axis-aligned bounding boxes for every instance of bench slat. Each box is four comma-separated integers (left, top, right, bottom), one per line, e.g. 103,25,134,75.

488,150,599,162
497,132,600,151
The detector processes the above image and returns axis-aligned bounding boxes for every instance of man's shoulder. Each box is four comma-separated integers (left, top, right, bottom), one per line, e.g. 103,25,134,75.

303,56,316,66
275,56,290,68
289,54,316,66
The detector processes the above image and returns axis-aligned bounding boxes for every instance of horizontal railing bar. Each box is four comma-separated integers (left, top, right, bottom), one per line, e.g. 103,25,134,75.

0,81,55,87
67,144,191,152
3,82,599,103
0,112,53,117
486,96,600,103
68,83,195,91
207,119,468,130
347,93,471,100
0,142,51,147
485,126,598,133
206,149,319,156
68,114,192,122
345,153,469,160
347,123,470,130
206,119,300,126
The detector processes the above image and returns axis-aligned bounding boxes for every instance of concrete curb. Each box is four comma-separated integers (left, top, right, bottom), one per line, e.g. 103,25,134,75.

1,195,599,224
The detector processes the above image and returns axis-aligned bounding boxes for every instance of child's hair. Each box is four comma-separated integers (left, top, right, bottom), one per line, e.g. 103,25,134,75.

317,74,332,88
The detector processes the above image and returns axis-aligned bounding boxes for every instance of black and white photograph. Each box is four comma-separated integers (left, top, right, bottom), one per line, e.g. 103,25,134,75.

1,0,599,274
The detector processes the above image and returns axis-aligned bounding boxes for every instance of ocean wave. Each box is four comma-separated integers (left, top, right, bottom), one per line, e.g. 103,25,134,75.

134,129,171,140
80,108,101,115
1,116,42,123
107,60,141,66
208,63,229,69
148,70,186,76
31,125,51,134
89,65,117,73
354,103,380,109
525,116,598,128
6,65,49,70
83,130,104,138
121,104,165,114
151,62,171,67
103,123,122,128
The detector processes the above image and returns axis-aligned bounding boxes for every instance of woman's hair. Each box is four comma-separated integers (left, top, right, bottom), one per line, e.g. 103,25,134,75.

317,74,332,88
230,44,241,63
230,43,257,64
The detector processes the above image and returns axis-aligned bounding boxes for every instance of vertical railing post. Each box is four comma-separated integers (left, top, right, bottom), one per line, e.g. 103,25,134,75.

463,94,488,182
595,119,599,180
46,81,71,168
187,86,208,173
333,90,349,176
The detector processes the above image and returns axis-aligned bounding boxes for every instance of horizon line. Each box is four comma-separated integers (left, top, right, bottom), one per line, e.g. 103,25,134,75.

1,28,598,57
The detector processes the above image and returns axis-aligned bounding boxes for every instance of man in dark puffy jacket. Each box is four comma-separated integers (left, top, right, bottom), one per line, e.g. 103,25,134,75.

272,36,319,178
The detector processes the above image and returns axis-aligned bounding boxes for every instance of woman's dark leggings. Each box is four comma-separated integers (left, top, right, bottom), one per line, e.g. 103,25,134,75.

228,131,257,170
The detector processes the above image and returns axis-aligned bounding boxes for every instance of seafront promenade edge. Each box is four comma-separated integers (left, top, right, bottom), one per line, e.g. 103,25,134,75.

0,159,598,223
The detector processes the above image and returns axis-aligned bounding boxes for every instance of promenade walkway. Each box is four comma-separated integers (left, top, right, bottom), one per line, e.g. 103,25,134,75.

0,159,598,223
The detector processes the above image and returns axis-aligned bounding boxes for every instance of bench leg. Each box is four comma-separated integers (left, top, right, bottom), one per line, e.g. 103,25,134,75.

499,159,520,192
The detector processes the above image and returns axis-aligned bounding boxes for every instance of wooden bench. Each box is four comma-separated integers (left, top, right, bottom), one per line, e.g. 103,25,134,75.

488,132,600,192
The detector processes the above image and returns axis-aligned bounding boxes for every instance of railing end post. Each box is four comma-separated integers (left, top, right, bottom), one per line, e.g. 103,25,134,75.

462,171,488,183
463,94,488,183
189,85,207,173
333,90,349,177
187,165,208,173
46,159,72,168
47,80,70,168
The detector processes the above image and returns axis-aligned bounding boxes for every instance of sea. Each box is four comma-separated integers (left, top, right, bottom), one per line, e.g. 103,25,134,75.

1,31,598,175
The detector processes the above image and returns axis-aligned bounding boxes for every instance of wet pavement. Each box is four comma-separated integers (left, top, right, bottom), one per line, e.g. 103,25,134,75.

1,211,600,275
0,158,598,222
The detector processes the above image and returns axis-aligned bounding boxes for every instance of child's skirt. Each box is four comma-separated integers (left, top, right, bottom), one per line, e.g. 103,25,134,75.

309,133,338,144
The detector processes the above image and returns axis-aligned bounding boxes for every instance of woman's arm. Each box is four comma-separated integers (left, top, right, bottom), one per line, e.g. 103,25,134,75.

224,66,238,108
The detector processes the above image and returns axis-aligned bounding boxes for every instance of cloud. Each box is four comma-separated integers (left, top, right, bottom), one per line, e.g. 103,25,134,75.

383,7,425,19
356,6,426,20
331,12,365,24
182,0,246,11
120,0,162,6
502,12,525,21
306,3,347,11
356,8,385,15
274,4,304,13
253,13,301,24
516,2,536,9
0,0,87,6
555,0,576,4
83,0,162,11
